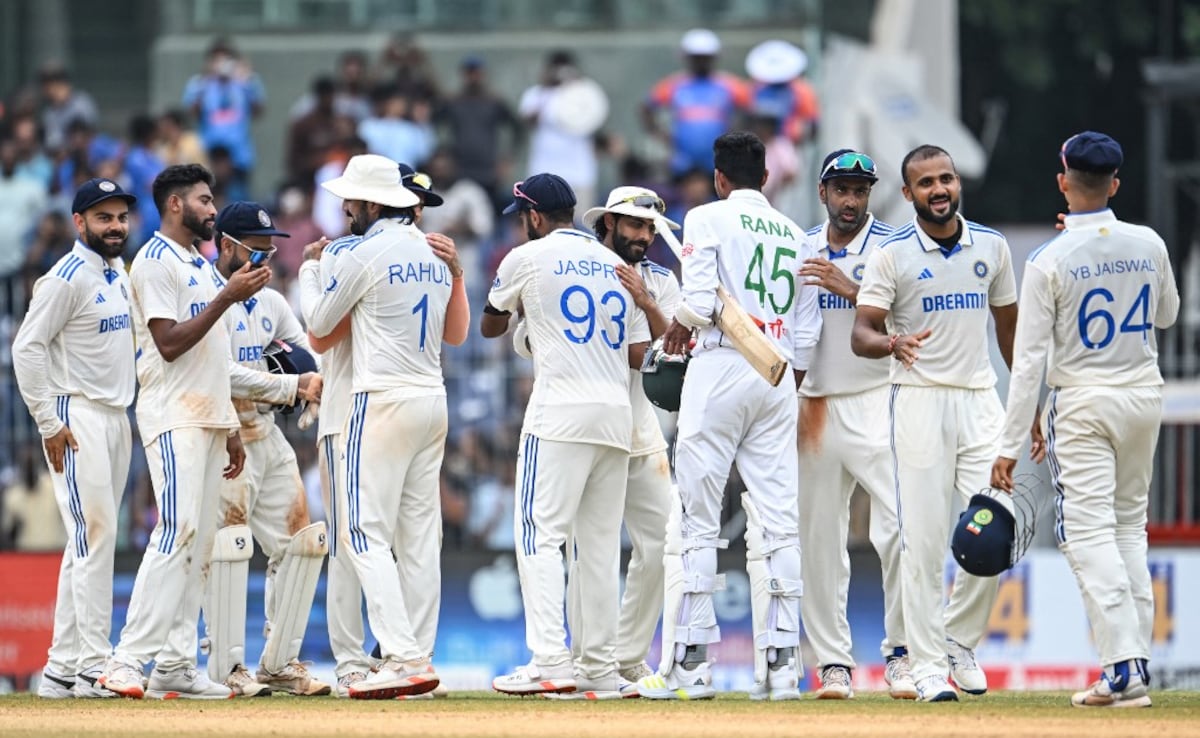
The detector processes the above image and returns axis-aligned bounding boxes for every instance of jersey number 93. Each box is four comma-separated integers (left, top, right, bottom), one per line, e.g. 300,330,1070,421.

560,285,627,349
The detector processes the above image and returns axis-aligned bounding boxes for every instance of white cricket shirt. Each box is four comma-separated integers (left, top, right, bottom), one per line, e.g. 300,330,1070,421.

857,214,1017,389
998,208,1180,457
302,235,359,441
13,241,136,437
629,258,681,456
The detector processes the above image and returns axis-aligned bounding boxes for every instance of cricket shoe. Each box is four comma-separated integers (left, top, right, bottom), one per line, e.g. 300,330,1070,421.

493,662,576,696
349,657,439,699
335,671,367,698
915,674,959,703
37,668,75,699
636,662,716,700
884,649,918,700
225,665,271,697
814,665,853,700
543,674,622,701
1071,661,1151,708
98,659,145,699
946,639,987,695
74,667,118,698
750,657,802,701
146,665,235,700
618,662,654,698
257,660,331,696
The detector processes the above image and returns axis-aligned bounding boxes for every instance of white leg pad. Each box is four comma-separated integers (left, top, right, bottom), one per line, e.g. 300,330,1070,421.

659,485,727,676
260,522,328,673
206,525,253,682
743,493,803,685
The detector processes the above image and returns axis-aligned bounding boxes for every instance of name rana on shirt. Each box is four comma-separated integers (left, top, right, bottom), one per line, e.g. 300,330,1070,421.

388,261,450,285
1068,259,1156,281
553,259,618,280
739,214,795,239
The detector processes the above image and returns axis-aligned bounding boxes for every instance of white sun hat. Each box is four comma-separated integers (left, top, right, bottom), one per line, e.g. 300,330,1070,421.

681,28,721,56
583,186,680,231
746,40,808,84
320,154,420,208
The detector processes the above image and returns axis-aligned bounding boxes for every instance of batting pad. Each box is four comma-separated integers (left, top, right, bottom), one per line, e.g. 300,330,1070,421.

207,524,254,683
260,522,327,673
743,493,802,686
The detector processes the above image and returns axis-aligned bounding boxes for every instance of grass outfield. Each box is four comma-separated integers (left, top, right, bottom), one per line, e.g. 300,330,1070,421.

1,692,1198,738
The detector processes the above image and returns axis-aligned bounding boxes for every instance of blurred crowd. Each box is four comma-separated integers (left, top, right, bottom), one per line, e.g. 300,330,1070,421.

0,30,823,554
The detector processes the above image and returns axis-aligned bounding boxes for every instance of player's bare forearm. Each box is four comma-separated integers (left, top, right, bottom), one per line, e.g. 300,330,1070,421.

991,302,1018,370
628,341,650,370
850,307,891,359
480,306,511,338
148,296,235,362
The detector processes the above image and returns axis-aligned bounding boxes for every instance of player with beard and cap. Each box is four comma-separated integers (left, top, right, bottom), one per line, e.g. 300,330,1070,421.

99,164,271,699
850,145,1019,702
14,179,138,699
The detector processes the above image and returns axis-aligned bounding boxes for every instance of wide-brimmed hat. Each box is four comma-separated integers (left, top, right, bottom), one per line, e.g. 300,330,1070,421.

583,186,680,231
320,154,420,208
746,40,808,84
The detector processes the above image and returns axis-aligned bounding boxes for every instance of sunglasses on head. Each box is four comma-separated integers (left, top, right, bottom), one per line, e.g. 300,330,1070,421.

512,180,538,207
822,152,876,178
615,194,666,214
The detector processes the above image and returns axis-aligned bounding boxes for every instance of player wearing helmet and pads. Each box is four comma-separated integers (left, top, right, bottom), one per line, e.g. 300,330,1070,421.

638,132,821,701
483,173,651,699
851,145,1018,703
13,179,138,699
991,132,1179,709
795,150,914,700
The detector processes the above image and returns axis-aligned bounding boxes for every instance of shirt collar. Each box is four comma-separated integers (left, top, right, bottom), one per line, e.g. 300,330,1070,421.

727,189,771,207
152,230,208,268
71,240,126,279
553,227,600,242
817,213,877,258
912,213,974,253
1063,208,1117,229
364,217,419,240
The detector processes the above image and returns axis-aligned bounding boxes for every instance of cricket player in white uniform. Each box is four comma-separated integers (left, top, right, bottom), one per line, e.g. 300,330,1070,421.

99,164,272,699
299,154,454,699
14,179,138,699
851,145,1019,703
196,201,328,697
483,173,651,699
991,132,1179,709
638,132,822,701
795,150,914,700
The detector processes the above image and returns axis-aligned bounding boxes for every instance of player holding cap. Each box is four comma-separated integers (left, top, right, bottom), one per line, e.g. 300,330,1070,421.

991,132,1178,708
483,173,651,699
796,150,914,700
851,145,1019,702
14,179,137,698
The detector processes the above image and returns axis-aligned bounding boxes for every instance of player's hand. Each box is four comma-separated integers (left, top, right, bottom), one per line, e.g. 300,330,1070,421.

221,262,271,302
302,237,331,262
43,426,79,474
663,318,692,357
427,233,463,277
1029,413,1047,463
297,372,323,403
615,264,654,311
1054,212,1066,231
799,258,857,302
891,329,932,369
991,456,1017,492
224,432,246,480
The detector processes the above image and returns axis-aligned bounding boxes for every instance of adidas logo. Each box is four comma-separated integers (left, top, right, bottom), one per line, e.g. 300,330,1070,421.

95,293,106,304
188,276,199,287
918,268,934,280
236,321,246,332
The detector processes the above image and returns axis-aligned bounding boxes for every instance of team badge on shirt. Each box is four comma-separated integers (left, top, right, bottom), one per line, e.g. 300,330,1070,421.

974,260,989,278
852,263,865,281
262,316,273,333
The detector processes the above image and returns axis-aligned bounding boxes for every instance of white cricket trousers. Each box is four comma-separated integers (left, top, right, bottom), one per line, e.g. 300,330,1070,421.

890,385,1002,682
319,432,370,676
516,434,628,680
115,426,228,671
44,396,131,676
798,385,905,668
341,391,446,662
1046,385,1161,666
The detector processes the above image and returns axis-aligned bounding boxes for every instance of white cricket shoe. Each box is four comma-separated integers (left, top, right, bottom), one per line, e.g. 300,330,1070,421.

618,662,653,698
74,667,118,698
636,662,716,700
349,657,439,699
257,660,331,696
146,665,235,700
98,660,145,699
225,664,271,697
814,665,853,700
543,674,622,700
1071,662,1151,708
750,658,802,701
493,662,576,696
884,652,918,700
915,674,959,703
335,671,367,698
431,681,449,698
946,639,987,695
37,669,74,699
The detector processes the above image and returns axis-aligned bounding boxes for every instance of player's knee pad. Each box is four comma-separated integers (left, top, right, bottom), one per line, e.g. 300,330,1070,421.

743,494,802,681
206,524,253,682
260,522,328,673
660,486,727,674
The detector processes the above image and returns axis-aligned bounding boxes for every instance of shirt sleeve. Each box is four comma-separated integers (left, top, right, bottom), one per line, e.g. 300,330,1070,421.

790,239,823,370
654,270,683,322
999,261,1055,458
131,259,182,323
856,247,896,312
11,276,75,437
989,239,1019,307
678,210,721,324
487,249,529,314
1155,244,1181,329
299,250,374,337
228,360,297,405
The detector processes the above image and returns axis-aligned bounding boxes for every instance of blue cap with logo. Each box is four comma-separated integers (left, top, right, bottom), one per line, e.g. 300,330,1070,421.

1060,131,1123,174
215,201,291,240
502,172,577,215
72,178,137,214
399,163,444,207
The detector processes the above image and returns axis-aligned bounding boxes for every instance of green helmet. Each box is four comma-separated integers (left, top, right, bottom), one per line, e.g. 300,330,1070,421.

640,344,689,412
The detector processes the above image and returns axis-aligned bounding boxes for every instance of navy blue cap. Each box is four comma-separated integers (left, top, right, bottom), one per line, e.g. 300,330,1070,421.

502,173,577,215
1060,131,1123,174
399,163,444,207
461,54,485,70
215,201,290,240
71,178,136,214
951,493,1017,577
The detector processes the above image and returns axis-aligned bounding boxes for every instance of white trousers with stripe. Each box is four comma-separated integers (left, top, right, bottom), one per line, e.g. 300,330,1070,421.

43,396,131,676
115,426,228,671
515,434,628,680
340,391,445,662
1045,385,1160,666
890,385,1001,683
319,432,370,676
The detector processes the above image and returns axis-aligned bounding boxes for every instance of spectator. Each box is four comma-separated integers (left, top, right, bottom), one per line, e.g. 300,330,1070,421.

357,83,435,170
375,32,441,105
271,182,323,275
286,76,344,185
0,139,50,296
207,144,249,209
123,114,166,243
52,118,122,197
38,64,98,154
436,55,521,202
182,37,265,194
155,109,208,169
9,113,52,189
642,29,751,177
465,453,516,551
745,40,820,146
20,211,73,305
1,443,66,551
312,135,367,237
417,149,494,298
747,110,798,205
290,50,372,123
